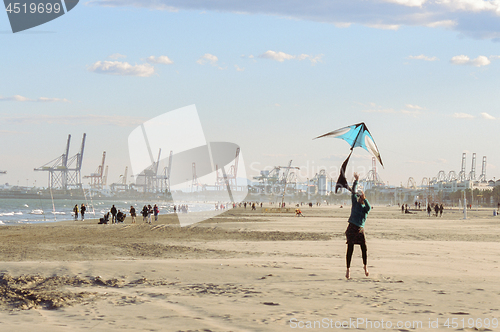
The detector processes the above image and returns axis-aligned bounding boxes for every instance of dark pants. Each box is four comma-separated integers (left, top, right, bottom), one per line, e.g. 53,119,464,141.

346,243,367,268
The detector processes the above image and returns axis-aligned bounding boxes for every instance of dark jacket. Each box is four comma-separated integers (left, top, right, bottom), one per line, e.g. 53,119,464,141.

347,180,371,228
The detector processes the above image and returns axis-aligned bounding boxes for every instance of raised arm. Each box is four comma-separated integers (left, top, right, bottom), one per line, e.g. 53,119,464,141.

351,172,359,203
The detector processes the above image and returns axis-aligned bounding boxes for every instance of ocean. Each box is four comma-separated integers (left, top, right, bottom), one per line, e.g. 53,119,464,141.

0,198,214,225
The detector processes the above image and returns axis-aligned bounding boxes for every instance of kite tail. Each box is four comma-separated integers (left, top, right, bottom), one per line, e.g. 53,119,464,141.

335,150,353,194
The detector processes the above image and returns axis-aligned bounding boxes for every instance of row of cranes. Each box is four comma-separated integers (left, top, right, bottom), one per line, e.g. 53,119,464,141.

32,134,246,194
251,160,300,195
33,133,172,193
249,158,382,197
406,153,488,190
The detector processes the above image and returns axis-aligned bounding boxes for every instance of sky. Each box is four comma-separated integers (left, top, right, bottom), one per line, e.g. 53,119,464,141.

1,0,500,189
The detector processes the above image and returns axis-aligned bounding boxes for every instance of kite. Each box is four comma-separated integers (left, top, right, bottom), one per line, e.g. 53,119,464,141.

315,122,383,193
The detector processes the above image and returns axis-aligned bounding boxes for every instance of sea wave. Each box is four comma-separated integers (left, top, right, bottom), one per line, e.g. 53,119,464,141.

0,212,15,216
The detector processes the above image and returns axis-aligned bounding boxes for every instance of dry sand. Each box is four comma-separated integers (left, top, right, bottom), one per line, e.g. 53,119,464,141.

0,204,499,331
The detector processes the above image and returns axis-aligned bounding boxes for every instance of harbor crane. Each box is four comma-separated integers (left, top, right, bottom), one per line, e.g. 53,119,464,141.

135,149,162,192
34,134,86,190
83,151,106,189
478,156,487,182
158,150,173,193
216,147,240,190
110,166,129,192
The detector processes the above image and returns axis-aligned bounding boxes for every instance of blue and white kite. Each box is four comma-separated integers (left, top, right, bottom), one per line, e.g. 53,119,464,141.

315,122,383,193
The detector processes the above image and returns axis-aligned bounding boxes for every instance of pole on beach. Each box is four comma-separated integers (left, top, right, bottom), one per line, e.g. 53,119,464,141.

463,190,467,220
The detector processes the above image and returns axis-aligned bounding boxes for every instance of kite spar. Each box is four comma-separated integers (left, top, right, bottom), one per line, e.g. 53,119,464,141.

314,122,383,193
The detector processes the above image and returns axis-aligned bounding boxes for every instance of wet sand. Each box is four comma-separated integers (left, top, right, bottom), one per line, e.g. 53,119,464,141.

0,204,499,331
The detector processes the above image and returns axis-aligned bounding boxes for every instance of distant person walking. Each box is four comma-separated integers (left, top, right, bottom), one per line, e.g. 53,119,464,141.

434,203,439,217
110,205,117,224
141,205,148,223
73,205,79,220
345,172,371,279
130,206,136,224
439,204,444,217
153,204,159,222
147,204,153,224
80,204,86,221
427,204,431,217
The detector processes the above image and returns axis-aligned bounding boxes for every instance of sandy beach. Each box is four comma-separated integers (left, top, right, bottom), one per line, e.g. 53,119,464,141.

0,204,499,331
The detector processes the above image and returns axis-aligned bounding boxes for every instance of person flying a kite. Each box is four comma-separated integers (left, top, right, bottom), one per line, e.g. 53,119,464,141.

315,122,382,279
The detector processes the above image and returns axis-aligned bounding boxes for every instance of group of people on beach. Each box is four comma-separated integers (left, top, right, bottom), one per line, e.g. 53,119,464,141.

174,204,188,214
99,204,128,224
98,203,191,224
399,202,444,217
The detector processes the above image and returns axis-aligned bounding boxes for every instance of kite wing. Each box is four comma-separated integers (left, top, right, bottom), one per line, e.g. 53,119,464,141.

315,122,383,167
335,151,352,193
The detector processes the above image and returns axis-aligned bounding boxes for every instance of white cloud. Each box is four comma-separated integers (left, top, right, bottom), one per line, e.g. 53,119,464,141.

88,61,155,77
365,23,400,30
3,114,145,127
259,50,295,62
109,53,126,60
297,53,324,64
197,53,219,66
0,95,31,102
259,50,323,64
0,95,69,102
450,55,491,67
469,55,491,67
438,0,500,13
401,109,422,117
405,104,425,110
196,53,227,70
424,20,457,28
481,112,496,120
333,22,352,28
401,104,426,117
450,55,471,65
384,0,427,7
234,64,245,72
407,54,438,61
37,97,71,102
88,0,500,40
453,112,475,118
146,55,174,65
